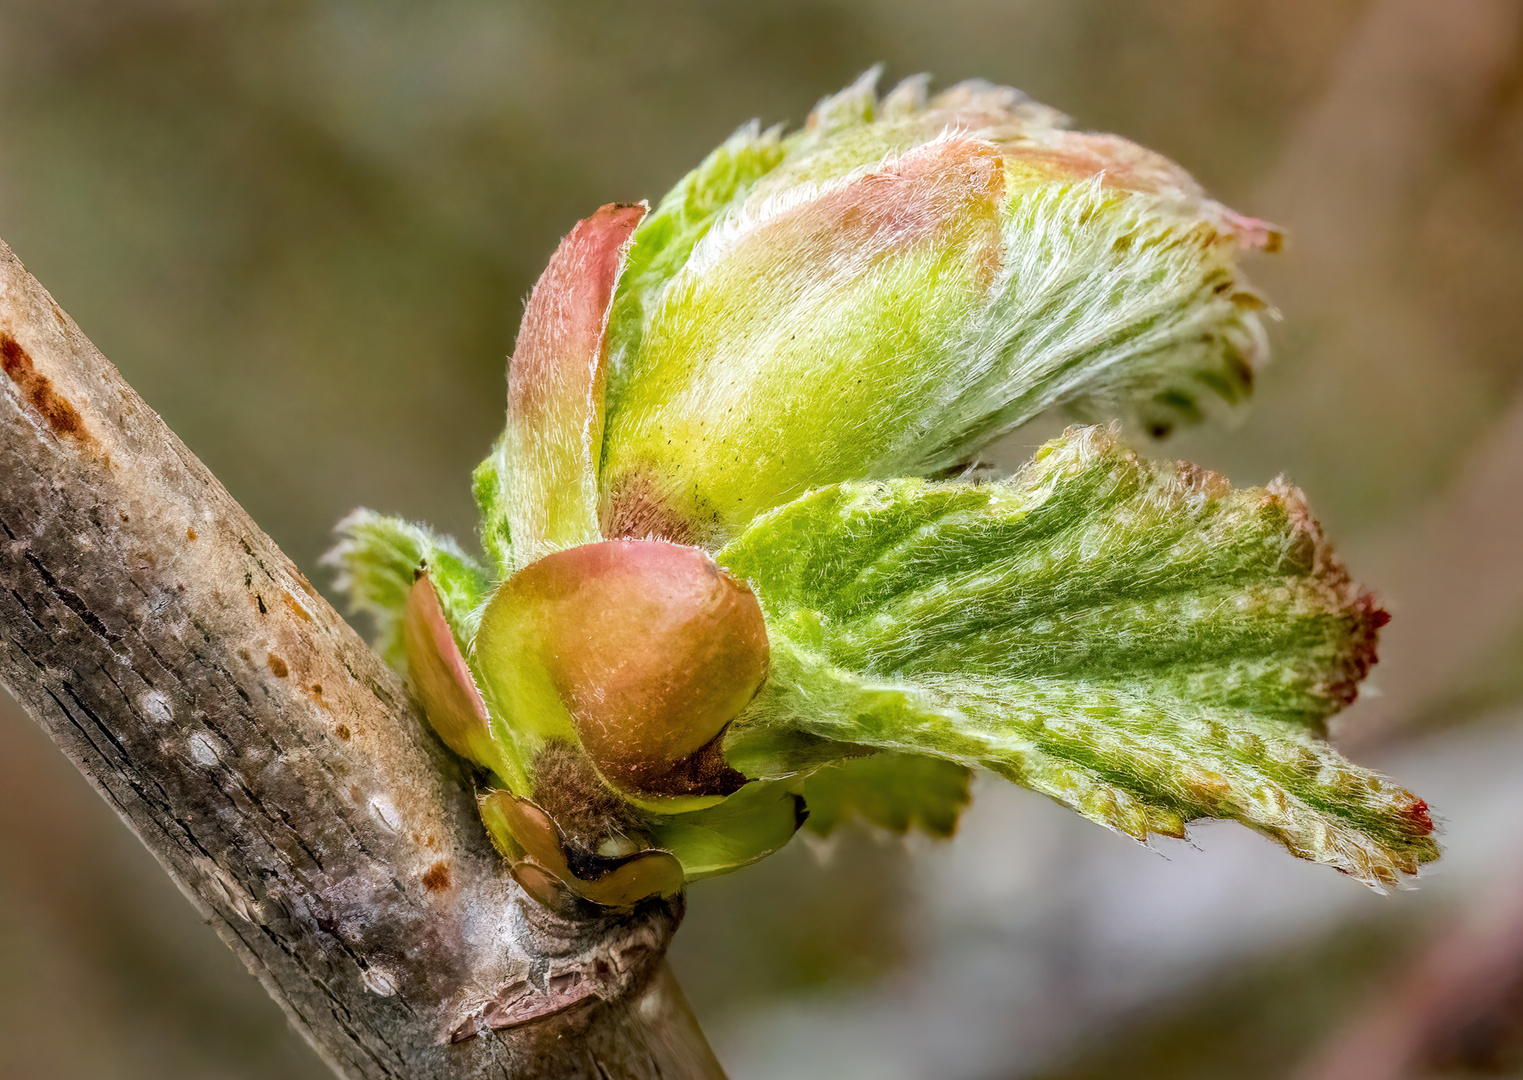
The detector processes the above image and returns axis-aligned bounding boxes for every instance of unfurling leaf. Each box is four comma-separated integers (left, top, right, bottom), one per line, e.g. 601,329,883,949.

598,70,1274,548
326,510,489,667
497,201,647,571
720,425,1433,885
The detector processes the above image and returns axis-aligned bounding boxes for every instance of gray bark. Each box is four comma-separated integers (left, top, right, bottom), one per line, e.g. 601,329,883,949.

0,236,722,1079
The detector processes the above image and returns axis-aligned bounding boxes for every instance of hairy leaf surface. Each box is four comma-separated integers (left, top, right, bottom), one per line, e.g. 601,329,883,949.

720,426,1433,884
327,510,490,667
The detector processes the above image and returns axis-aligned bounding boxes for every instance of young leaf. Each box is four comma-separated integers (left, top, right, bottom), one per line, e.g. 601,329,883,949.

600,135,1006,545
326,510,490,667
472,436,514,578
604,121,786,387
597,72,1275,548
800,753,972,839
719,426,1434,885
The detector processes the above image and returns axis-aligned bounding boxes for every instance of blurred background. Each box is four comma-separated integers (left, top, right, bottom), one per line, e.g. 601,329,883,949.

2,1,1521,1077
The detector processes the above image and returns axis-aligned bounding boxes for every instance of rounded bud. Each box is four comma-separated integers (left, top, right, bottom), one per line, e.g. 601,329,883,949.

476,539,769,794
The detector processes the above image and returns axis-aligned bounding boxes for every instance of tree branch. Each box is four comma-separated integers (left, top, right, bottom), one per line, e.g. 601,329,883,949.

0,237,720,1080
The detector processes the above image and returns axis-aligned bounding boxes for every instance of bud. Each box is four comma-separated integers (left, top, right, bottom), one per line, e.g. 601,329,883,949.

598,70,1276,546
474,539,769,797
351,71,1436,901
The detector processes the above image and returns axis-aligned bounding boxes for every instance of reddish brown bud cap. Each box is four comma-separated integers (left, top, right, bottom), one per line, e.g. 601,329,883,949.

477,540,769,793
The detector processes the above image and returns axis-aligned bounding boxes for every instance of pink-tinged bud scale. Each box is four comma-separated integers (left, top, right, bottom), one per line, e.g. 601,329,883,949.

401,572,511,780
503,201,647,567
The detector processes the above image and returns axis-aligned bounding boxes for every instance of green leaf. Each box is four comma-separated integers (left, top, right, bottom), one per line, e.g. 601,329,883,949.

719,426,1435,885
724,425,1381,726
800,753,971,839
471,436,513,577
646,780,806,880
326,510,490,668
605,120,786,392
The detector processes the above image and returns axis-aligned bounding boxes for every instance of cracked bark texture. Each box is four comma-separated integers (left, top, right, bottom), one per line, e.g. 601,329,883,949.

0,236,722,1080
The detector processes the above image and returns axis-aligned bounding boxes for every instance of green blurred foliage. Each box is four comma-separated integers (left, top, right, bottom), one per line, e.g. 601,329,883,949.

671,823,915,1013
1030,912,1421,1080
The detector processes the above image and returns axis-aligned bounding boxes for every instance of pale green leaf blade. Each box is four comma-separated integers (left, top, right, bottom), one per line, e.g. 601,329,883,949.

718,426,1434,882
597,74,1275,548
755,72,1275,455
722,425,1382,728
604,120,786,391
746,643,1435,886
909,179,1267,469
599,135,1006,545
